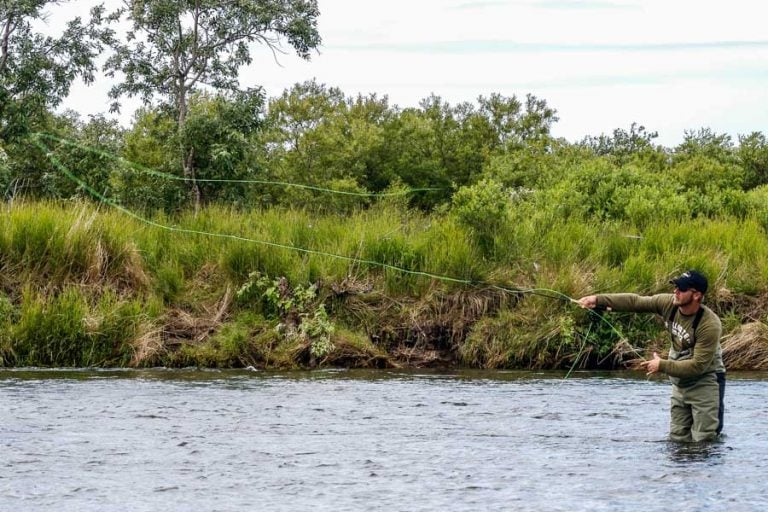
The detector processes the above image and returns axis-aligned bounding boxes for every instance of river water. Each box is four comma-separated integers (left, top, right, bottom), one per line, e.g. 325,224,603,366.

1,369,767,511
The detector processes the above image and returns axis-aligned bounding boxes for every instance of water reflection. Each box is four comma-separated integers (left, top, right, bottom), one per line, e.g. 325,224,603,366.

666,438,730,464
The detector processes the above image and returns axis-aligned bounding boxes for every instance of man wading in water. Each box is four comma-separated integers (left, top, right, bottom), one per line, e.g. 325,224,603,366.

577,270,726,442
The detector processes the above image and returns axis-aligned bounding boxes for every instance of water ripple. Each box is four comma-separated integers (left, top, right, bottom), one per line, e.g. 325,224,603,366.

1,370,767,511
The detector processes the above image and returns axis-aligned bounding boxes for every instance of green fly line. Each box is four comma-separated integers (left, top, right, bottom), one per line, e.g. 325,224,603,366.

35,132,446,198
32,134,639,374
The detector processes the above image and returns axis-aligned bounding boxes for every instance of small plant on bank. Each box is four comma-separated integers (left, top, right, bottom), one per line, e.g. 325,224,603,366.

237,273,335,362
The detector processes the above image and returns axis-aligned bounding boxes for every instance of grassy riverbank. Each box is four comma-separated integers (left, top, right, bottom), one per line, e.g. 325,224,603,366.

2,200,768,370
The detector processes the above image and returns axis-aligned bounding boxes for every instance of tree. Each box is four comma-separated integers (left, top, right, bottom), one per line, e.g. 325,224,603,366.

477,92,558,149
737,132,768,190
0,1,111,142
44,112,125,200
674,127,734,164
260,79,346,188
259,80,396,210
179,88,264,206
580,122,662,165
114,107,186,211
104,0,322,211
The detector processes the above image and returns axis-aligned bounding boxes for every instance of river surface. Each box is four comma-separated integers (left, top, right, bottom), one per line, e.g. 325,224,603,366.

1,369,767,511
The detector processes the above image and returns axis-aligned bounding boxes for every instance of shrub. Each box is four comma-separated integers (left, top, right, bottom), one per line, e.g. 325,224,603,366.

451,178,510,257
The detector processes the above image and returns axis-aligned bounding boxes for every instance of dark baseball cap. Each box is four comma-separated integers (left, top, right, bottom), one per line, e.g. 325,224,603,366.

670,270,708,294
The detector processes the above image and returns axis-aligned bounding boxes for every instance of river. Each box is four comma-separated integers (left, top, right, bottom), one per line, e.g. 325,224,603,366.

2,369,767,511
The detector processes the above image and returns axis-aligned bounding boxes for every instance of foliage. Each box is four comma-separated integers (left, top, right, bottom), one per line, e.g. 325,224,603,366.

738,132,768,189
580,122,662,165
105,0,320,113
236,272,335,359
29,114,125,200
0,143,9,195
104,0,321,210
0,1,112,141
451,178,510,256
113,107,186,211
179,89,265,206
675,127,735,164
745,185,768,231
5,199,768,369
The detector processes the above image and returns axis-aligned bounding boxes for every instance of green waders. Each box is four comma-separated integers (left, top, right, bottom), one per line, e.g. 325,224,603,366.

670,372,725,443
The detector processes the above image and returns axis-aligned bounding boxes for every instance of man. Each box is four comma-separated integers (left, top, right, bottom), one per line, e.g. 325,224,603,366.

577,270,726,442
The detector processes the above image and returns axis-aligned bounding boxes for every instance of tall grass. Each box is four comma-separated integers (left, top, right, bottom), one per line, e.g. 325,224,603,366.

3,199,768,368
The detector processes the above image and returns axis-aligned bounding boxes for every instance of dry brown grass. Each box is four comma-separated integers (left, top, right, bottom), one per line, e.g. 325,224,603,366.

121,242,151,291
599,338,651,369
129,323,165,366
711,288,768,323
128,265,233,366
722,322,768,370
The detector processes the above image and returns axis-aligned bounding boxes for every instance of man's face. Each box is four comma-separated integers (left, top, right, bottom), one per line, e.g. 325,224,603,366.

673,287,699,306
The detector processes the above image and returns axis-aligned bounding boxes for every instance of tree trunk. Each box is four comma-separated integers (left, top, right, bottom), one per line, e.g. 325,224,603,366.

184,146,201,214
177,87,201,213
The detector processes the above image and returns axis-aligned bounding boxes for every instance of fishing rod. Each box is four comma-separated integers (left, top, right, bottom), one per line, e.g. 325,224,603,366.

31,134,638,373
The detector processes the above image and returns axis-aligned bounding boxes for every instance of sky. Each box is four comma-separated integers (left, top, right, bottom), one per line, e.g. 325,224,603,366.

52,0,768,147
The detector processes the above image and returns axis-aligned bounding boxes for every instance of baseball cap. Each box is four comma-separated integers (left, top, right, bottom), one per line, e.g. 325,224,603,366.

670,270,708,294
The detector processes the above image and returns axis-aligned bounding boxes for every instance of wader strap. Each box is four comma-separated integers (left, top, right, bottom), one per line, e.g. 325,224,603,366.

668,305,705,348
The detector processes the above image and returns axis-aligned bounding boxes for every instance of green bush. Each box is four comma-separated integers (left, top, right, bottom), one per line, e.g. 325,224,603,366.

745,185,768,231
451,178,510,257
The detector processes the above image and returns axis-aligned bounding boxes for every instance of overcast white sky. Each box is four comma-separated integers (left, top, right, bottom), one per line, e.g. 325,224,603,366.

54,0,768,147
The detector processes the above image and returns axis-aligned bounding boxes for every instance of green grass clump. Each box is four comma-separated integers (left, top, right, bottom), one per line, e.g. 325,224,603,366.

460,297,579,369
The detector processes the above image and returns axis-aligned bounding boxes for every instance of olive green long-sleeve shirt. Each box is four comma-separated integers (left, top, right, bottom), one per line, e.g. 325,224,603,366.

596,293,725,385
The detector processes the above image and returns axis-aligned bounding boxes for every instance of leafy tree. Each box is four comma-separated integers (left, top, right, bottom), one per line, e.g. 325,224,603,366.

383,105,449,208
44,113,125,199
104,0,322,211
260,80,346,189
671,154,744,193
737,132,768,190
1,110,76,199
580,122,662,165
482,146,556,190
451,178,510,256
331,93,392,191
260,80,395,209
477,92,558,149
180,89,264,206
114,107,185,211
0,1,111,141
674,127,735,165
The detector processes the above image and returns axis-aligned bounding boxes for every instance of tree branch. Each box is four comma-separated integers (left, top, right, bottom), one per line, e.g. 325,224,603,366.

1,15,17,74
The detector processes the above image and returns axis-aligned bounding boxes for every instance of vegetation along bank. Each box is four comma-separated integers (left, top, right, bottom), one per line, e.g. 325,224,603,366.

3,3,768,370
2,194,768,370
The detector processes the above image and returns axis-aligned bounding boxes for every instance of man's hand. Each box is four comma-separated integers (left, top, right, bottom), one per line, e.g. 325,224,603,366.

641,352,662,375
576,295,598,309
